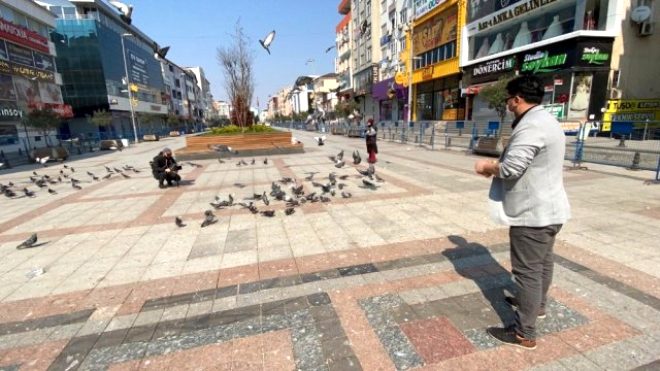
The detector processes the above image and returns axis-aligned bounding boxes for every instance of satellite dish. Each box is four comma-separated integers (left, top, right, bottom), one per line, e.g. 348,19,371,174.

631,6,651,23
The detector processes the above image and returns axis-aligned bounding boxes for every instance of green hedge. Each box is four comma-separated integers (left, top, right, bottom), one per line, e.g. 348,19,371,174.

205,125,277,136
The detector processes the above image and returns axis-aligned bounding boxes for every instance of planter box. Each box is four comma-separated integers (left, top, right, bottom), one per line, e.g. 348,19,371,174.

30,147,69,161
178,131,304,160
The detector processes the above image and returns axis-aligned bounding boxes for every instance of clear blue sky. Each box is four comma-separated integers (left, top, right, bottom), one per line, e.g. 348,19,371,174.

128,0,339,110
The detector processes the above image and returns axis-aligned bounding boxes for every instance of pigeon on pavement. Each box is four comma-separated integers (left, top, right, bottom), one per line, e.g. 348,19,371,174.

16,233,38,249
201,210,217,228
175,216,186,227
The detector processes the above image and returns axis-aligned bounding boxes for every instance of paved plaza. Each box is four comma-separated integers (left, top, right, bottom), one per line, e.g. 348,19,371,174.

0,131,659,370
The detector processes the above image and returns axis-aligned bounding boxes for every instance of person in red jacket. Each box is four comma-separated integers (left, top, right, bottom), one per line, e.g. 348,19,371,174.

365,119,378,164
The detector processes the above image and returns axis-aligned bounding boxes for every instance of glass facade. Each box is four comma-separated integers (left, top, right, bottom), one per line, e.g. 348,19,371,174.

53,17,165,117
467,0,610,62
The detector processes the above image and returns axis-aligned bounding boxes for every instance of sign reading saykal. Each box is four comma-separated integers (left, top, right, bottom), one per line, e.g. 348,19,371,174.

580,47,609,65
521,51,567,73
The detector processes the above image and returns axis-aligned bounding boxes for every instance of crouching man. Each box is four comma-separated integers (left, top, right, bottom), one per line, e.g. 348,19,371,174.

151,147,181,188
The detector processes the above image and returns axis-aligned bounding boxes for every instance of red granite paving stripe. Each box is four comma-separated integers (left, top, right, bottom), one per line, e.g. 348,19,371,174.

0,178,120,234
400,316,475,363
329,293,396,371
108,330,292,371
0,221,132,244
258,258,299,280
636,206,660,220
556,241,660,299
0,339,68,370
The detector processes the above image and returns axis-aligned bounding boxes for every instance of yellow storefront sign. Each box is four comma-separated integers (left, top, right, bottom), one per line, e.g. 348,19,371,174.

602,99,660,131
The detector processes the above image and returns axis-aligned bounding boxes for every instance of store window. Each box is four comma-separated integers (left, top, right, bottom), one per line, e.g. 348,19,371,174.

469,0,609,61
380,100,392,120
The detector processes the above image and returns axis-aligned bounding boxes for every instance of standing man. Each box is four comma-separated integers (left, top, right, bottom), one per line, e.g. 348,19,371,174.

474,75,570,349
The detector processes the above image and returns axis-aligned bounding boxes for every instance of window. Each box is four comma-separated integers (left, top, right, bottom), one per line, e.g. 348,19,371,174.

168,64,174,72
366,0,371,17
0,4,14,22
366,46,371,62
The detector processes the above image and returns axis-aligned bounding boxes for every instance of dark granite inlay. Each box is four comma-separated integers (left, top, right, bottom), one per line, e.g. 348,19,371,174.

56,293,356,371
0,365,20,371
338,263,379,277
633,359,660,371
0,308,94,337
555,255,660,311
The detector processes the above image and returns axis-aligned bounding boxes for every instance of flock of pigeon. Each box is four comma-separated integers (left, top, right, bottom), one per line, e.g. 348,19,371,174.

174,147,384,229
4,140,385,249
1,160,141,200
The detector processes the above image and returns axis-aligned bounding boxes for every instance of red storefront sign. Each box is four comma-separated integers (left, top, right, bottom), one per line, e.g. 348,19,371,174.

0,18,49,54
28,102,74,118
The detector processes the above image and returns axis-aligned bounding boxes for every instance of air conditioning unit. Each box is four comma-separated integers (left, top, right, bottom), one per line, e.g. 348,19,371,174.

638,21,655,36
610,88,622,99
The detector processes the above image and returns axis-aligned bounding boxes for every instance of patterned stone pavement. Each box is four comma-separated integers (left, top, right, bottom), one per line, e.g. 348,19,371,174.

0,131,659,370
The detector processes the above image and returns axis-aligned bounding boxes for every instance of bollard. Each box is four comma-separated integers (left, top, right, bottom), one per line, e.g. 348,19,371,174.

630,152,641,170
618,137,626,147
431,126,435,150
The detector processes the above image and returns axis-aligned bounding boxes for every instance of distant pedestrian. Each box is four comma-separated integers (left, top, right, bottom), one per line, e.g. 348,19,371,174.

474,75,571,350
365,118,378,164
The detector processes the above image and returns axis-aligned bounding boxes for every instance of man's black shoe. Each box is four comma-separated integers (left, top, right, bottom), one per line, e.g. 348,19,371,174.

504,296,546,319
487,325,537,350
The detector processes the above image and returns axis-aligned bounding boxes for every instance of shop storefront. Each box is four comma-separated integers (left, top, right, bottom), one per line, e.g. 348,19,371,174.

463,37,613,124
409,0,465,121
372,77,407,121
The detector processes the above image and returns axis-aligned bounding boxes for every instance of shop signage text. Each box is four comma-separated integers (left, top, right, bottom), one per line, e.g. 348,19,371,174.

0,102,23,120
477,0,559,32
472,56,516,77
521,51,567,73
414,0,447,18
28,102,73,118
603,99,660,130
413,7,458,54
0,18,49,54
580,47,609,65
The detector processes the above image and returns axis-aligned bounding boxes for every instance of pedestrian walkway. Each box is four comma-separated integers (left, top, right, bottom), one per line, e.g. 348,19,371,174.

0,131,658,370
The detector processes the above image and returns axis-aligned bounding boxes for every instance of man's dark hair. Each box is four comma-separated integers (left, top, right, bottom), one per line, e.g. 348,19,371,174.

506,75,545,104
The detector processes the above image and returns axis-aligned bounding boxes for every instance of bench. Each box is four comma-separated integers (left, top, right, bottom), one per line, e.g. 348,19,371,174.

99,140,124,150
30,147,69,162
169,131,181,137
472,137,503,156
143,134,159,141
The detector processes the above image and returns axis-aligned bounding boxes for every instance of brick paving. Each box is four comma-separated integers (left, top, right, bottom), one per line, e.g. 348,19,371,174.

0,131,659,370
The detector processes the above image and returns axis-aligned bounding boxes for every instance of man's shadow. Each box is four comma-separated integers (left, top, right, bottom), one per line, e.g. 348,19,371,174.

443,235,515,326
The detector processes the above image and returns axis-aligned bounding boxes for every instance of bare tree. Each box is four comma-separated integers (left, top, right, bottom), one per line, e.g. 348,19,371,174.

217,21,255,130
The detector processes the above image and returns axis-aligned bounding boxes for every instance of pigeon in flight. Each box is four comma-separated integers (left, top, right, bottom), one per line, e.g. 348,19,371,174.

201,210,217,228
314,136,326,146
16,233,38,249
325,45,336,53
175,216,185,227
259,30,276,54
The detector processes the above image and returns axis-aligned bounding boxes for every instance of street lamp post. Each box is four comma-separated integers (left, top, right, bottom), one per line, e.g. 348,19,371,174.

405,14,417,125
120,33,139,144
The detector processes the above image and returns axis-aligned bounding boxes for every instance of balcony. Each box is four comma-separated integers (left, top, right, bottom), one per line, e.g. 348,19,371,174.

338,0,350,15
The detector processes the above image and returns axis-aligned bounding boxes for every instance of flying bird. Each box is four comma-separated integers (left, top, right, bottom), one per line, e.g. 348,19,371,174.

314,136,326,146
259,30,276,54
325,45,336,53
16,233,38,249
201,210,217,228
36,156,49,166
175,216,186,227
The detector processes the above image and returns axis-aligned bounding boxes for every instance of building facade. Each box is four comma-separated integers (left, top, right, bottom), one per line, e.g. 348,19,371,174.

336,0,353,97
351,0,382,121
0,0,71,152
38,0,169,139
461,0,620,124
406,0,464,121
213,100,231,118
184,66,213,125
372,0,408,121
160,58,192,121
